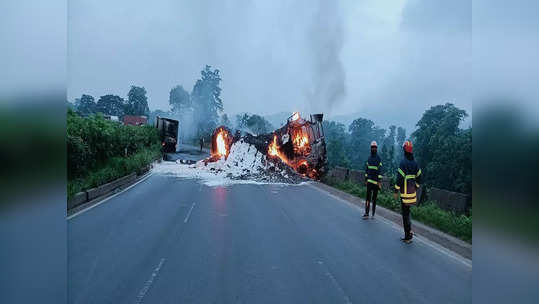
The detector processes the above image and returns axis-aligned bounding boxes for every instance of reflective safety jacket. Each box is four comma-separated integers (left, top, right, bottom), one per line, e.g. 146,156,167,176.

364,154,383,185
394,158,422,204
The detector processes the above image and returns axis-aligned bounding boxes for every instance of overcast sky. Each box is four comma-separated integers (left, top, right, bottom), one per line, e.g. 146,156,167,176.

67,0,471,131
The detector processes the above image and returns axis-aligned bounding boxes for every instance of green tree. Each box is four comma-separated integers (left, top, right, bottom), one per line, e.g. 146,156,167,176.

323,121,350,168
236,113,249,130
381,125,397,177
75,94,97,115
396,126,406,148
126,86,150,116
169,85,191,114
221,113,231,127
234,113,272,134
348,118,385,169
411,103,471,193
246,114,273,134
96,94,126,117
191,65,223,137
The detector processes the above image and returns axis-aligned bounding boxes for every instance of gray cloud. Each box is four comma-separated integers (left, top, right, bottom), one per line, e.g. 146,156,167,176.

68,0,473,132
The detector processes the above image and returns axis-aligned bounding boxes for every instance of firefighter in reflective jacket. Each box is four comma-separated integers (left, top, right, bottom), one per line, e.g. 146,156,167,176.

394,141,422,243
363,141,383,219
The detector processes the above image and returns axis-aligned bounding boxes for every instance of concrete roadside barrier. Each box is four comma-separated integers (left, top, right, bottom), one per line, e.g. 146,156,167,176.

380,177,392,191
67,157,162,212
68,192,87,210
68,173,138,210
137,164,151,175
348,170,364,184
429,187,471,215
331,167,349,182
86,173,137,201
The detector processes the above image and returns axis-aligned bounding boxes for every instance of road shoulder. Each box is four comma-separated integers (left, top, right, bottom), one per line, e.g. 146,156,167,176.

67,172,153,219
309,181,472,262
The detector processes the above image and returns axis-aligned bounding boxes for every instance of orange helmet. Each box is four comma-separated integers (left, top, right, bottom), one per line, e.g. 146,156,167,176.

403,141,413,153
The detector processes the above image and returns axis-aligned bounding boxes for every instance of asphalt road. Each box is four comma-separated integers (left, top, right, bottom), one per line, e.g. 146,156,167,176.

164,143,210,162
68,172,471,303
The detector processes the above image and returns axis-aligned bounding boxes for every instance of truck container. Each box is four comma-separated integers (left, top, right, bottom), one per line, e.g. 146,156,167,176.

155,116,179,153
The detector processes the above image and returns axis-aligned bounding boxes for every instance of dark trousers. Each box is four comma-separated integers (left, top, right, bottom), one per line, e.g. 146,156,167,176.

365,183,379,216
401,202,412,238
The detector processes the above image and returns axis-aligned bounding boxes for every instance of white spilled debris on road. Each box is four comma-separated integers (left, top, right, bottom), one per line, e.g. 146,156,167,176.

153,139,307,186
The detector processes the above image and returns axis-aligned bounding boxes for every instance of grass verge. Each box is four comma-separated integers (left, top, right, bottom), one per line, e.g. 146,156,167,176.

323,178,472,243
67,146,161,200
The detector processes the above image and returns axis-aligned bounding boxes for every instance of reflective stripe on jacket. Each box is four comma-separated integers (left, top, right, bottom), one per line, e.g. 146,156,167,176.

364,154,383,185
394,158,422,204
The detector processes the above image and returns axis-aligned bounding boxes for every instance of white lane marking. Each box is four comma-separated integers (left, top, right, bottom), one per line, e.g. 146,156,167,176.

67,173,153,220
135,258,165,304
307,183,472,269
279,207,292,223
375,214,473,269
184,202,196,223
317,260,352,304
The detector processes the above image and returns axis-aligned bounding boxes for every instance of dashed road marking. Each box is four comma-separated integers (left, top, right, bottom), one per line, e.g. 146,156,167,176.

184,202,196,223
135,258,165,304
317,260,352,304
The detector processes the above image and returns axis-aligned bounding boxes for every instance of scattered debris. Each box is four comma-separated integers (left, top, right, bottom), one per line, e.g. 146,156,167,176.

155,112,327,186
208,112,327,179
154,139,307,186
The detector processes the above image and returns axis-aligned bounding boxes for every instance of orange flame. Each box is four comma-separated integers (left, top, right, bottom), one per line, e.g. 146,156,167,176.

293,133,309,148
268,135,279,156
298,160,309,168
216,131,227,156
268,135,288,163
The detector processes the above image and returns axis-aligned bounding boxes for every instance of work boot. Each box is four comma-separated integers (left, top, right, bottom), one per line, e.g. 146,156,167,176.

401,234,413,243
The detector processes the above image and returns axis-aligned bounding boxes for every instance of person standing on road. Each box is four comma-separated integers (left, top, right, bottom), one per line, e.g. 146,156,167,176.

363,141,383,219
199,137,204,152
394,141,422,243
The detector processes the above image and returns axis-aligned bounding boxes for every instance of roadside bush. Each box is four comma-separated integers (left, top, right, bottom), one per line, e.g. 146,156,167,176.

411,203,472,243
67,109,160,179
68,146,161,198
67,109,161,199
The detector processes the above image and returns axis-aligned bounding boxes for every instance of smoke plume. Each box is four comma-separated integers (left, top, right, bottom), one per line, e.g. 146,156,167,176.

307,1,346,113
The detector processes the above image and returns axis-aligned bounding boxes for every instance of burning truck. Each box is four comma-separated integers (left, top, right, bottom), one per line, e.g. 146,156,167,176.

207,112,327,180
